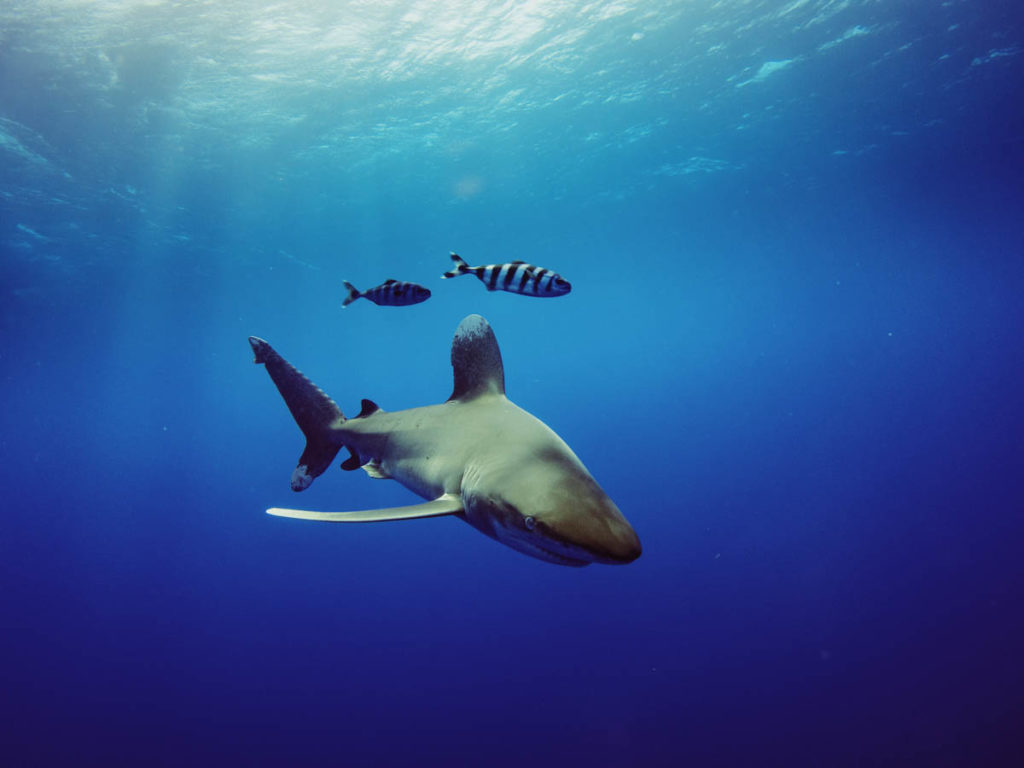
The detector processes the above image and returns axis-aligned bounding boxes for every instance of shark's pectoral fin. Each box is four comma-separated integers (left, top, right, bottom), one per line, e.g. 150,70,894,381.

267,493,463,523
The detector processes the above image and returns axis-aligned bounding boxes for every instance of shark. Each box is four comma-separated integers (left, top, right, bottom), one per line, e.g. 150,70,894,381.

248,314,641,567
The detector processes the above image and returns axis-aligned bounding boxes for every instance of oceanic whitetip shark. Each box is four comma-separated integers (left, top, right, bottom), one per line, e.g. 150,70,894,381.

249,314,641,566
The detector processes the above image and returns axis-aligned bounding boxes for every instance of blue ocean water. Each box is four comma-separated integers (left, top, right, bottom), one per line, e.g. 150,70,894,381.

2,1,1023,765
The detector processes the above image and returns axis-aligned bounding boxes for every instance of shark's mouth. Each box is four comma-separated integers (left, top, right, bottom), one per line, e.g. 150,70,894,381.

500,529,592,567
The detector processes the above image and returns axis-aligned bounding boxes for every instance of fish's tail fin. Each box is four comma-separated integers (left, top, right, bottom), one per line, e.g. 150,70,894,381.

249,336,346,491
442,252,472,279
342,281,361,307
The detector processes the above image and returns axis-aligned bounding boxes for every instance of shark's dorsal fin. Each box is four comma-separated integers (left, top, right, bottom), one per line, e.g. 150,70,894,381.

449,314,505,401
267,493,463,523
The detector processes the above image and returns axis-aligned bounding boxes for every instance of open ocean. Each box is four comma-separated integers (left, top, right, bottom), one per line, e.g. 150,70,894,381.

2,1,1023,765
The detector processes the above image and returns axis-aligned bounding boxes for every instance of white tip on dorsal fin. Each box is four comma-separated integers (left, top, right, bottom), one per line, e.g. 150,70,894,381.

267,493,463,523
449,314,505,401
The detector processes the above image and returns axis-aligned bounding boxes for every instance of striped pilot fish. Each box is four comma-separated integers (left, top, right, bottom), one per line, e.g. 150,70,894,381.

441,252,571,298
343,279,431,307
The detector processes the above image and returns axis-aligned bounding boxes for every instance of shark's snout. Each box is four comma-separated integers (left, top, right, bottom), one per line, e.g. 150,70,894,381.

569,517,642,565
533,499,642,566
595,524,642,564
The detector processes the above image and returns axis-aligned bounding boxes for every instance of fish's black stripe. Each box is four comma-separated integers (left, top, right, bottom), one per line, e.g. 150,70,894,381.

502,263,519,289
531,268,548,294
487,265,500,290
518,265,535,291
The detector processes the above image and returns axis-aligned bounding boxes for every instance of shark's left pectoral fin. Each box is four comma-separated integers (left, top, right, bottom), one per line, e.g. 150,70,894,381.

267,493,463,523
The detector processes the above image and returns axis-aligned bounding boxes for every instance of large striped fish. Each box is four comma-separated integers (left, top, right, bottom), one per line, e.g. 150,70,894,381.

441,253,571,298
343,279,431,307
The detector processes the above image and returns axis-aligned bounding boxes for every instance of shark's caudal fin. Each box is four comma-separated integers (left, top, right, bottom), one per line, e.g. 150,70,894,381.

342,281,361,307
441,252,472,279
448,314,505,401
249,337,345,491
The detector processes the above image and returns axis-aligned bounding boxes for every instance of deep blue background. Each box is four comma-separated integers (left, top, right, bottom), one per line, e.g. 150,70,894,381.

2,2,1023,765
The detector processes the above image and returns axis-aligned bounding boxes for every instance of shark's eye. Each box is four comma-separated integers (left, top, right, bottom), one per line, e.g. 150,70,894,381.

524,516,536,531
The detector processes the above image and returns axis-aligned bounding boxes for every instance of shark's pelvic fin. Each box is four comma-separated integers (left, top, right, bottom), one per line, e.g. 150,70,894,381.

340,448,387,477
361,459,390,479
448,314,505,401
267,493,463,523
249,336,346,491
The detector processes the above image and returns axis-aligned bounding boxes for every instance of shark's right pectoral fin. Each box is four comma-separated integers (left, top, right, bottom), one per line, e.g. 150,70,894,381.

267,493,463,523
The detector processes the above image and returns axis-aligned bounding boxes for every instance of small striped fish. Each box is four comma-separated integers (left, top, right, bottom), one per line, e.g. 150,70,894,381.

441,253,571,298
343,279,431,307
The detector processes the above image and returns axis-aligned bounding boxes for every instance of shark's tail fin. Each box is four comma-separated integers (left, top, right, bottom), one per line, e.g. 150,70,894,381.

249,337,346,491
442,252,472,279
342,281,361,307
